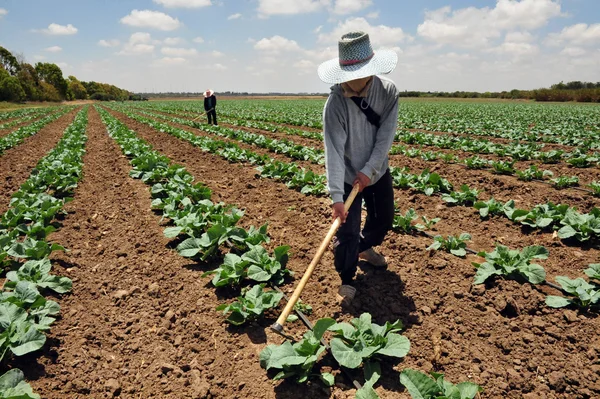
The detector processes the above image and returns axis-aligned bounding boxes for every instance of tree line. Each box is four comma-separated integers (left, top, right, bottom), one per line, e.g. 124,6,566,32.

399,81,600,102
0,46,132,103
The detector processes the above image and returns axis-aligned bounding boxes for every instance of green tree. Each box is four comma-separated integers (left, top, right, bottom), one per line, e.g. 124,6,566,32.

67,75,87,100
16,63,41,101
0,69,26,102
0,46,21,76
35,62,67,98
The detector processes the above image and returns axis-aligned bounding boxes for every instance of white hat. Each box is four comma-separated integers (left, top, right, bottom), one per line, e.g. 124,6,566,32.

318,31,397,84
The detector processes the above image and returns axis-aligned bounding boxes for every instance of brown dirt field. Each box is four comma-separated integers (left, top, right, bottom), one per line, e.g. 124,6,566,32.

8,104,600,399
0,108,80,215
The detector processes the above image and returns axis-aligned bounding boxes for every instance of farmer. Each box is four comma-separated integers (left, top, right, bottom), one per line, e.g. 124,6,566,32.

203,89,217,125
317,31,399,304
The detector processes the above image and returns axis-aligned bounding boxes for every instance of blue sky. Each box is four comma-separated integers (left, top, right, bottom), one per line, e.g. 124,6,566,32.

0,0,598,93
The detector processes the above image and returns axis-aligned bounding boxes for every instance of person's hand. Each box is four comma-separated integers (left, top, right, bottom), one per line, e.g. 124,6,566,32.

332,202,347,224
353,172,370,192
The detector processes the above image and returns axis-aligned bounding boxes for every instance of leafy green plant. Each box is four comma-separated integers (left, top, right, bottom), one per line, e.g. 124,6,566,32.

473,245,548,285
427,233,471,257
0,369,40,399
400,369,482,399
545,277,600,309
392,208,419,234
440,153,458,164
242,244,291,285
490,160,515,175
464,156,490,170
415,215,440,231
442,185,479,205
551,175,579,189
585,264,600,281
327,313,410,372
516,165,553,181
537,150,563,164
515,202,570,229
0,301,46,362
204,244,291,287
567,154,598,168
557,208,600,242
588,181,600,197
260,318,336,386
216,285,283,325
3,258,72,294
473,198,513,218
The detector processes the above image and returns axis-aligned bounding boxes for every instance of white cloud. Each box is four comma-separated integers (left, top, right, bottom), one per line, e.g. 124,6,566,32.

45,46,62,52
254,36,302,53
366,11,379,19
489,42,539,57
546,23,600,47
153,57,187,66
154,0,211,7
98,39,121,47
559,46,586,57
120,10,182,31
161,47,198,56
0,8,7,18
210,51,225,57
332,0,372,15
228,13,242,20
318,18,409,47
118,32,155,55
163,37,184,45
505,31,534,43
56,62,70,69
258,0,330,17
193,37,205,44
37,23,78,35
418,0,562,48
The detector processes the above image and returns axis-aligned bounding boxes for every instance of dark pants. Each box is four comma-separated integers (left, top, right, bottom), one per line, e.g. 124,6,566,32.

334,169,394,285
207,110,217,125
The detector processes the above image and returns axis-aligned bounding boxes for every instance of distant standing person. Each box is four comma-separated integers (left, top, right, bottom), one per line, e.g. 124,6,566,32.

318,31,399,305
203,89,217,125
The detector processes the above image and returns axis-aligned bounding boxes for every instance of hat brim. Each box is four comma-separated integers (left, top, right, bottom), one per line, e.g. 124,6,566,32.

317,49,398,84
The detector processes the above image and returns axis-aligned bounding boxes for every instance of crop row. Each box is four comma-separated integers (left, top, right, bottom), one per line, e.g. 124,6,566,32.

0,106,59,122
0,107,74,155
0,107,88,398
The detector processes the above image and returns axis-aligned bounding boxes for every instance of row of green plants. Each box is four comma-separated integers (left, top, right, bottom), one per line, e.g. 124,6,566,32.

0,107,88,399
0,107,59,130
99,106,484,398
104,105,328,195
0,106,58,122
395,130,600,163
0,107,73,155
128,108,325,164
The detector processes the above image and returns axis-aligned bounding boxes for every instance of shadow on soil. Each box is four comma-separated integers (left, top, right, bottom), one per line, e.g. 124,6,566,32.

333,261,419,331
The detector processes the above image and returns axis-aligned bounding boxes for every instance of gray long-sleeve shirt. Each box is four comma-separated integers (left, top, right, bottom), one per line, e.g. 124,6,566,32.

323,76,400,203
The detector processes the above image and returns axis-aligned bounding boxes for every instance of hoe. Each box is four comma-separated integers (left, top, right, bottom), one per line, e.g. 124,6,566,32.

271,184,360,336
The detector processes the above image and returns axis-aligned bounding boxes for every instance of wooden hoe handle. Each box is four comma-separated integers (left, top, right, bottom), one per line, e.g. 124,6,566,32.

271,184,360,334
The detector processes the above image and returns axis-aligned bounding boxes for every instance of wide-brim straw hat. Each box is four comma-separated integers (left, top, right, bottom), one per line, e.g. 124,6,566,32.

318,31,397,84
204,89,214,97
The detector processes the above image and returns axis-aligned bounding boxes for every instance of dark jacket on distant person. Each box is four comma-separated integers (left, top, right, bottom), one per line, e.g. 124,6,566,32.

204,95,216,111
